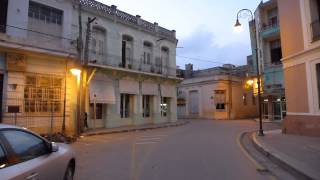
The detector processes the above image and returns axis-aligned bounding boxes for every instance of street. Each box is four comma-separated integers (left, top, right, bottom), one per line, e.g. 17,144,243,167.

73,120,277,180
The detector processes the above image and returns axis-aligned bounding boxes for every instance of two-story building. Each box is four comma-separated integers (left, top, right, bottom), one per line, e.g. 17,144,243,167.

250,0,286,122
0,0,179,135
278,0,320,136
77,0,179,130
0,0,79,135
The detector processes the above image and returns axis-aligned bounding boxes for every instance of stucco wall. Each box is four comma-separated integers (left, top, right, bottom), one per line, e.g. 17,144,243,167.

284,63,309,113
278,0,305,57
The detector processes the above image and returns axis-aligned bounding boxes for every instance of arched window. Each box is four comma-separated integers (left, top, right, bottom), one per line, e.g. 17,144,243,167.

122,35,134,68
161,46,169,67
90,27,106,62
143,41,153,65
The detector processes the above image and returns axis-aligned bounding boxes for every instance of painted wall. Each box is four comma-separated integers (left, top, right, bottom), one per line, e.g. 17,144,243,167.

177,75,258,120
76,8,177,76
278,0,304,57
6,0,75,53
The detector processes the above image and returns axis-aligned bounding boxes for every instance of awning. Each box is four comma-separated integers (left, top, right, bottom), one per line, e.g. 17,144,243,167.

142,82,158,95
161,84,176,97
89,79,115,104
119,79,139,94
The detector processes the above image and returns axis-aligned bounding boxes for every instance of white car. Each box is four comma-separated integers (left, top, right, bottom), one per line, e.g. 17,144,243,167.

0,124,76,180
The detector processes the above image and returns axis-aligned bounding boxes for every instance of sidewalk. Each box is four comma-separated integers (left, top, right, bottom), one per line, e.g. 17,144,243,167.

81,120,189,136
252,129,320,180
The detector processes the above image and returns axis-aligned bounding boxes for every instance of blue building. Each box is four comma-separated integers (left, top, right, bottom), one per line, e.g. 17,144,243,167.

249,0,286,121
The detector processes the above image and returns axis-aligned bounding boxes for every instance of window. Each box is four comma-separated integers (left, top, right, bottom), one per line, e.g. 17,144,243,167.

267,8,278,27
310,0,320,41
214,90,226,110
142,95,151,117
2,130,49,163
0,144,7,169
120,94,130,118
24,75,63,114
90,103,103,119
161,47,169,66
122,35,133,68
270,39,282,64
161,97,169,117
317,63,320,108
143,42,152,65
0,0,8,33
28,1,63,25
243,93,247,106
91,28,106,57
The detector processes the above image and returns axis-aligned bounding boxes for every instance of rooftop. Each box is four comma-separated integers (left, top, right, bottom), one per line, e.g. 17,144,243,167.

79,0,177,42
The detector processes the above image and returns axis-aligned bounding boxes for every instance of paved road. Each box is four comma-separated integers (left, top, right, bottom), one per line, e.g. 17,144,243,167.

73,120,278,180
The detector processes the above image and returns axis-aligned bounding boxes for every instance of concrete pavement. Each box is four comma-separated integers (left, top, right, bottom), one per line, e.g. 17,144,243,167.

72,120,276,180
252,130,320,180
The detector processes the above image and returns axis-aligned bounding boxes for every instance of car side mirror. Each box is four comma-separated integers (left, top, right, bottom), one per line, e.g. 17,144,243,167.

51,142,59,152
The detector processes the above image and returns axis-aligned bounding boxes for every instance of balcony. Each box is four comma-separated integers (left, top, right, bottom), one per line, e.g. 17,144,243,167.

88,52,177,77
311,19,320,42
260,22,280,39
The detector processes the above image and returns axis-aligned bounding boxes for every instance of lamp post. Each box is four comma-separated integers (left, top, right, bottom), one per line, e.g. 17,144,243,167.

234,9,264,136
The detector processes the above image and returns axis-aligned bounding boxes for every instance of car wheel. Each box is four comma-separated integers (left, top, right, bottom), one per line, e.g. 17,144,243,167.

64,164,74,180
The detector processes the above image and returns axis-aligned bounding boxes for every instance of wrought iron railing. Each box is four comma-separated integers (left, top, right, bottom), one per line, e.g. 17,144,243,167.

89,51,177,77
261,21,279,31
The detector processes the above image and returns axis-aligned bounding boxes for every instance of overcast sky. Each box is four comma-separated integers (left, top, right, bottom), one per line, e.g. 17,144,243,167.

98,0,262,69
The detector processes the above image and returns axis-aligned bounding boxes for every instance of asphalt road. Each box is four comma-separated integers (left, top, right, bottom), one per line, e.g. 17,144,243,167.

73,120,278,180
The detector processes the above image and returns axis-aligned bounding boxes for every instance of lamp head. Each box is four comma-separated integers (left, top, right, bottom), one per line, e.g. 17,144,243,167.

233,18,243,33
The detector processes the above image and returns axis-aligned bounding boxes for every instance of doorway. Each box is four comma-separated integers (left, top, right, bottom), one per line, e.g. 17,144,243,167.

189,90,199,115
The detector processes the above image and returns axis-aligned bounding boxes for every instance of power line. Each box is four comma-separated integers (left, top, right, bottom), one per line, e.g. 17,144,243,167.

176,55,228,65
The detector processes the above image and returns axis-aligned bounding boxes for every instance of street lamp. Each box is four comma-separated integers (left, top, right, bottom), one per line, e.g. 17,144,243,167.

234,9,264,136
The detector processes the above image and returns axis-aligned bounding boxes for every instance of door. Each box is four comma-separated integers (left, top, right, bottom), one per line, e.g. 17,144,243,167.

90,103,105,128
189,90,199,115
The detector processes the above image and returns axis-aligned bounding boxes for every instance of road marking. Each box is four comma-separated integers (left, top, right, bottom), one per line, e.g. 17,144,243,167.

138,137,161,141
139,134,168,138
135,141,158,145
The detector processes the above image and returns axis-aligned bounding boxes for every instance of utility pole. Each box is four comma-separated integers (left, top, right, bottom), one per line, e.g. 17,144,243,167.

79,16,96,133
76,2,83,136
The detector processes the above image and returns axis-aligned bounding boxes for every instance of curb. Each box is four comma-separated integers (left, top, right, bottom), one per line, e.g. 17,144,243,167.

80,120,190,137
251,133,314,180
236,132,268,172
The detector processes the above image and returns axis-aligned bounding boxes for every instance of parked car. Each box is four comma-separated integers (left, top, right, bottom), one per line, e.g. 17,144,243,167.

0,124,76,180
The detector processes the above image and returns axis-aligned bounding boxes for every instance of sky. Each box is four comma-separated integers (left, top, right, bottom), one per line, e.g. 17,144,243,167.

98,0,262,70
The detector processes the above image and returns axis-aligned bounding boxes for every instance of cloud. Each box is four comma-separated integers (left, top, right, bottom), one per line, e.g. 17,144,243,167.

176,27,251,70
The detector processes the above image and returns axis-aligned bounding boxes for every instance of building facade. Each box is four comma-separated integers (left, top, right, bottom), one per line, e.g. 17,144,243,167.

177,64,258,120
0,0,78,135
0,0,179,135
77,0,179,130
250,0,286,121
278,0,320,136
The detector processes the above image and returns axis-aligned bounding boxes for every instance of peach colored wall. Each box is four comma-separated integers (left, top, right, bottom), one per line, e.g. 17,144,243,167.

283,115,320,137
278,0,305,57
284,63,309,113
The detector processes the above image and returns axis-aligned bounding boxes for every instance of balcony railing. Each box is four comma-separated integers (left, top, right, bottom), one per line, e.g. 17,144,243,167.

261,21,279,31
89,52,177,77
311,19,320,41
